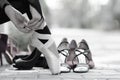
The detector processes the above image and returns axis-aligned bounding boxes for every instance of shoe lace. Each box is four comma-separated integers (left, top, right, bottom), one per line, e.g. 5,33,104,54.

72,49,90,65
58,49,69,57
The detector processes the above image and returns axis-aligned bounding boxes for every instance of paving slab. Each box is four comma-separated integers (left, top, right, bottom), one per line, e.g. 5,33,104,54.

0,65,120,80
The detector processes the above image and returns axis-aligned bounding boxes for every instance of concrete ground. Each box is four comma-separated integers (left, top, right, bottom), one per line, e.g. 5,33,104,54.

1,28,120,80
0,65,120,80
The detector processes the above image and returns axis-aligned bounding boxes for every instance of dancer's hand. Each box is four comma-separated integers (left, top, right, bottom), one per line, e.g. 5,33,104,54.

4,5,32,33
27,5,45,30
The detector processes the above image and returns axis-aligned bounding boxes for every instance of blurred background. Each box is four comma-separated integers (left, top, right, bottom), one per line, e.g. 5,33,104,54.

0,0,120,68
44,0,120,30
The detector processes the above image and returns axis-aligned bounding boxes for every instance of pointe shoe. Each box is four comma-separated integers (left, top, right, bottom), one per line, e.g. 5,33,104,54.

66,40,78,69
13,48,41,70
29,26,60,74
58,38,71,73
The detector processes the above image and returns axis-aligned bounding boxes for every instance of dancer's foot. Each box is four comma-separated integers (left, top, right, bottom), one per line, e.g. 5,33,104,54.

30,27,60,74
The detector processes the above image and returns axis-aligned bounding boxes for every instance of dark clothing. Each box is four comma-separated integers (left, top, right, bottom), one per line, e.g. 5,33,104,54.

27,0,43,16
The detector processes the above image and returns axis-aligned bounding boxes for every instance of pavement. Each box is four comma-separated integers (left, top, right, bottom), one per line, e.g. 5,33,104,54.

1,28,120,80
0,65,120,80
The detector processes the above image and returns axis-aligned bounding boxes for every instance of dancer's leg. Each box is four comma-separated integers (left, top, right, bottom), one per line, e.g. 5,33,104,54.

27,0,60,74
30,26,60,74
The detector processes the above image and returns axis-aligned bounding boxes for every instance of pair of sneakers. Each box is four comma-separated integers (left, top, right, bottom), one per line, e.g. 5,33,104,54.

58,38,95,73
